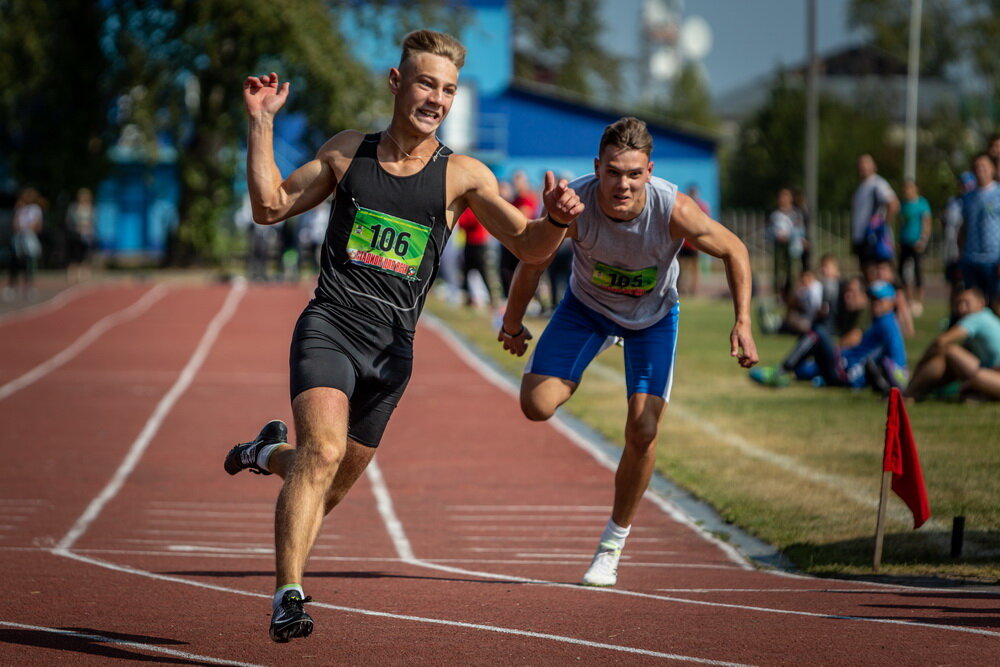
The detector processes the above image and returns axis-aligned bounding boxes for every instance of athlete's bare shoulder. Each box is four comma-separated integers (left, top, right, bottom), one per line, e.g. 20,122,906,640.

316,130,368,180
446,153,496,194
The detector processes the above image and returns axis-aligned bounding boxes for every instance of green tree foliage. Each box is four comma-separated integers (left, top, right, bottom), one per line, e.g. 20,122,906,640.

847,0,961,77
849,0,1000,128
512,0,622,99
0,1,109,216
724,75,968,213
725,77,894,211
664,62,720,132
102,0,380,264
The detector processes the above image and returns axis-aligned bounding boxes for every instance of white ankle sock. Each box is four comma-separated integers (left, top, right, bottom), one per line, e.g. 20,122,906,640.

256,444,281,472
599,518,631,549
273,584,304,610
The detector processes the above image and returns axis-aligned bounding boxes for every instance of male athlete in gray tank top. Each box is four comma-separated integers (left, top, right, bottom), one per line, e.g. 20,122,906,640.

499,117,758,588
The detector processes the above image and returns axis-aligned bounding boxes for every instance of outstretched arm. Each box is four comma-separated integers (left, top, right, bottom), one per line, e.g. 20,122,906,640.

670,193,759,368
244,72,339,224
454,157,583,264
498,249,565,356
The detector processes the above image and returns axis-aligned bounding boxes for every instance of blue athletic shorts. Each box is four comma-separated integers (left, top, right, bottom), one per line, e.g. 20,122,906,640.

525,288,680,399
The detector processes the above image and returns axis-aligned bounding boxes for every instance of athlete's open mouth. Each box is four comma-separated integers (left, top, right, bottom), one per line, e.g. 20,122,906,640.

416,108,440,121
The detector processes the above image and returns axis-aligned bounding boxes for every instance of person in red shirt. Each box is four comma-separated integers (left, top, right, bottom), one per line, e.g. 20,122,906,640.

457,207,494,306
499,170,539,296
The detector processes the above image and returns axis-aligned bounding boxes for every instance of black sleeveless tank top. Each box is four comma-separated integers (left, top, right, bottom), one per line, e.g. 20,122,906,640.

312,132,453,356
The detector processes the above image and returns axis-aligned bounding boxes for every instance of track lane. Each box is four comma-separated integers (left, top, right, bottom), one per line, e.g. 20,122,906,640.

1,281,997,666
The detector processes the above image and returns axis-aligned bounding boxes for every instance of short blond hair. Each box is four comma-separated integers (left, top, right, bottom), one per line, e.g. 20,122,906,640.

399,30,466,70
599,117,653,158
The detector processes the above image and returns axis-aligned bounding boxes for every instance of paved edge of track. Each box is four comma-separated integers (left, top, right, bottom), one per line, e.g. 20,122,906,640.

421,313,794,572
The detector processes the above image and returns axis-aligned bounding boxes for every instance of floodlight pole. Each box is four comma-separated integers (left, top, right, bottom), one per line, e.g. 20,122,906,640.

903,0,923,181
804,0,819,225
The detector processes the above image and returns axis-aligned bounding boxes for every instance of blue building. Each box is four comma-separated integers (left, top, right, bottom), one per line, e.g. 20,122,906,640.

98,0,719,257
344,0,720,209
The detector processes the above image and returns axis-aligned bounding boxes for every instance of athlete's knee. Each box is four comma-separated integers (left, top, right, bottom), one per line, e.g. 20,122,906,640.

294,438,345,482
520,395,556,421
625,418,659,450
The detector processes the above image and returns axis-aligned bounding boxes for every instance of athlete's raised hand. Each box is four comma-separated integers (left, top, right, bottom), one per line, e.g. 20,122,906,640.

498,323,533,357
542,171,584,226
730,321,759,369
243,72,290,118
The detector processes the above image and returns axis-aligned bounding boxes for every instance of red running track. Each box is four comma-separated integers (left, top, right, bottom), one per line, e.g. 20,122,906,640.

0,280,997,666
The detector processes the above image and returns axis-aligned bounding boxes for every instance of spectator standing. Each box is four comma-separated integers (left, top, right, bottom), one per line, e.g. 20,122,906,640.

851,154,899,271
959,153,1000,309
941,172,976,299
897,180,932,316
677,184,709,296
767,187,805,303
457,207,494,307
500,170,538,298
793,187,812,271
6,188,44,299
66,187,96,283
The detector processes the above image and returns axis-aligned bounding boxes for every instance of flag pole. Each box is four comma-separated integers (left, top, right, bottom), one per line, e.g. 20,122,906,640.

873,470,892,572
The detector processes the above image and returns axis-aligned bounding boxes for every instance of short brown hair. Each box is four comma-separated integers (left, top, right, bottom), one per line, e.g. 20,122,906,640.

399,30,466,70
599,117,653,158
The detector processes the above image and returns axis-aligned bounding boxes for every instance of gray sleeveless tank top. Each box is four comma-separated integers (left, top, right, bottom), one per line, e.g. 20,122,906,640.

567,175,682,329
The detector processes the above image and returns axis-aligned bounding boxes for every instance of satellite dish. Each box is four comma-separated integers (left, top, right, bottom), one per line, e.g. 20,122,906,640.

680,15,712,60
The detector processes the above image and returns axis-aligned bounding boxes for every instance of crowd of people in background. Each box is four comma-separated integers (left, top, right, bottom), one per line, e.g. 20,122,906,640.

752,136,1000,402
4,133,998,404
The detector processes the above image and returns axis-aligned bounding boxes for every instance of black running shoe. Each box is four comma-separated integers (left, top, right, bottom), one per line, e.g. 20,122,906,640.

269,590,313,643
224,420,287,476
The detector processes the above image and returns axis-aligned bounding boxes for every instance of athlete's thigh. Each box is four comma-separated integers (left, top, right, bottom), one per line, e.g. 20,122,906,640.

525,291,614,385
621,304,679,400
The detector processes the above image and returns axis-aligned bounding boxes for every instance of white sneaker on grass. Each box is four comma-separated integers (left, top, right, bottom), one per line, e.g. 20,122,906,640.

581,541,622,587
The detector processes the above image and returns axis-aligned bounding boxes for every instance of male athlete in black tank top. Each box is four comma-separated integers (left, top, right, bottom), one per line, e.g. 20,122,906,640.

229,29,583,643
290,132,453,446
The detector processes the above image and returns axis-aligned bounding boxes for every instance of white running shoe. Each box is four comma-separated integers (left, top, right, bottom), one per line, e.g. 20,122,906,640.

581,541,622,587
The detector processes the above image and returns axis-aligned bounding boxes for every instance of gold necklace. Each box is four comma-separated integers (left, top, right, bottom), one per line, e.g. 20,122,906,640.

383,129,435,161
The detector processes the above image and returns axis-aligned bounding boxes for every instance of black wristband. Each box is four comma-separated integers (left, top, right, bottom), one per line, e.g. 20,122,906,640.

546,213,570,229
500,324,524,337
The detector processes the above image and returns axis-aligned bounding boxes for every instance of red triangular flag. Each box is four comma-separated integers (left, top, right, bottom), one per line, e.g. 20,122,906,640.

883,388,931,528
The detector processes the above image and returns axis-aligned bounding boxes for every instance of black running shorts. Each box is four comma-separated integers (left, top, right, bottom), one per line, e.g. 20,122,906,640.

289,303,413,447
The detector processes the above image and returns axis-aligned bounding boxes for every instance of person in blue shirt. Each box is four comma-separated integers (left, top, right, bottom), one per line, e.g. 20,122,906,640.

960,154,1000,308
897,180,932,316
905,287,1000,401
752,281,908,394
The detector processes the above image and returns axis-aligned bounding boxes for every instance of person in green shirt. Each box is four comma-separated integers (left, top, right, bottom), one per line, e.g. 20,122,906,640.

897,179,932,316
905,287,1000,401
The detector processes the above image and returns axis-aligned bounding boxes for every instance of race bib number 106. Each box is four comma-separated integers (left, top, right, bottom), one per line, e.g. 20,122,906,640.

346,207,431,281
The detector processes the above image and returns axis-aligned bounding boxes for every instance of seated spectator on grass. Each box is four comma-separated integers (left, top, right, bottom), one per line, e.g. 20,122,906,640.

749,275,867,387
905,287,1000,402
751,281,907,394
777,269,823,335
864,258,915,337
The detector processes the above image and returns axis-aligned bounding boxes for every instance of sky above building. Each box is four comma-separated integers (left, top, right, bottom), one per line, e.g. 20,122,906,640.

600,0,867,100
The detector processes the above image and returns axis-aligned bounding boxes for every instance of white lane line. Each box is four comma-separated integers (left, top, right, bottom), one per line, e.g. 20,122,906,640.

0,621,264,667
146,509,274,518
147,500,276,509
460,535,667,543
449,515,610,522
50,549,753,666
54,280,245,553
366,458,1000,640
422,315,754,570
655,588,935,594
0,283,88,325
447,505,611,511
0,284,168,402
